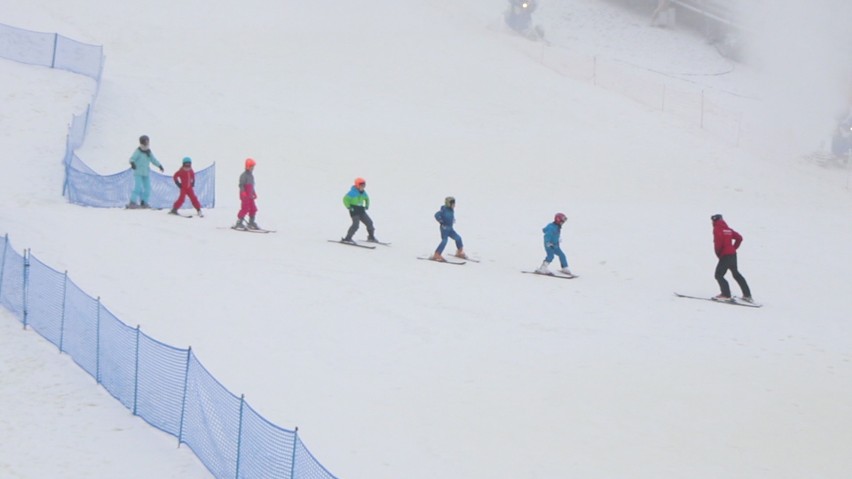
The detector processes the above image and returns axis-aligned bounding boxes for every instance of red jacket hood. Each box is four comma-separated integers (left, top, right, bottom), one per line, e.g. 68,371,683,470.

713,219,742,257
712,218,729,230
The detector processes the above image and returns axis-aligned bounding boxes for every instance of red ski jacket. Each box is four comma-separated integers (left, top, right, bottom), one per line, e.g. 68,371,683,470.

713,219,742,258
173,167,195,191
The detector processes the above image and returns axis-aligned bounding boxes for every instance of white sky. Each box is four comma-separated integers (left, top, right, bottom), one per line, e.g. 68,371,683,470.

2,0,852,478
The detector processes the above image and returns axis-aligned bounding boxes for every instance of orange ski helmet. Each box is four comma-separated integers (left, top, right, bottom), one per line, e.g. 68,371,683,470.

245,158,256,169
354,177,366,187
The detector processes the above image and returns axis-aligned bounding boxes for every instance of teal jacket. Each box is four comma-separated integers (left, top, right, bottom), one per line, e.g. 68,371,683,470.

130,148,163,177
343,186,369,210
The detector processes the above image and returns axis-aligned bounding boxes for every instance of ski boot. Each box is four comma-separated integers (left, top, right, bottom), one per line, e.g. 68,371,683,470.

536,261,551,274
247,216,260,230
234,218,247,230
454,248,468,259
430,252,446,262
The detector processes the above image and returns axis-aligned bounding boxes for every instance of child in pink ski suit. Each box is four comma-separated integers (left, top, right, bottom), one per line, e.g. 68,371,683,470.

234,158,260,230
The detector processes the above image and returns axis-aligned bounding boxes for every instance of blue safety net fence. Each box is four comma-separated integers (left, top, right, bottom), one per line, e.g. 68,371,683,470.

1,234,341,479
0,22,215,210
1,20,336,477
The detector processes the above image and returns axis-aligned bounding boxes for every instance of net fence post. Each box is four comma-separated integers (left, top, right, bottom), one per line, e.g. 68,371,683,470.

0,234,7,301
133,325,140,415
51,33,58,69
22,249,30,329
290,427,299,479
177,346,192,447
95,296,101,383
62,134,70,197
235,394,245,479
59,271,68,352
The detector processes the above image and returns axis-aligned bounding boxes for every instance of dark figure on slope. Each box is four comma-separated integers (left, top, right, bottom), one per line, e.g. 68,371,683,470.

430,196,466,262
504,0,545,41
711,214,752,302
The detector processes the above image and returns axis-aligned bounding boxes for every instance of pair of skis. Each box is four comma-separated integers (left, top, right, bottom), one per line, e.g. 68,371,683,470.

328,239,391,249
218,225,276,233
521,270,578,280
674,293,762,308
416,255,478,265
168,211,203,219
232,226,276,234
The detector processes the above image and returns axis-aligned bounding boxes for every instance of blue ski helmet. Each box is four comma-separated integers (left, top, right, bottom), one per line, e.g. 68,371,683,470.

182,157,192,165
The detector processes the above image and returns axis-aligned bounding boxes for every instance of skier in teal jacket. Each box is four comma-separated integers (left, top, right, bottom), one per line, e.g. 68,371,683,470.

127,135,164,209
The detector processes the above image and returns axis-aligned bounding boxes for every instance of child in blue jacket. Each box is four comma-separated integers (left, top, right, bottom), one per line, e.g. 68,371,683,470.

431,196,466,261
537,212,573,276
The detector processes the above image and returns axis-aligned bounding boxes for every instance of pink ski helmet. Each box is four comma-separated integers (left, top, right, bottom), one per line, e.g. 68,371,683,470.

554,212,567,225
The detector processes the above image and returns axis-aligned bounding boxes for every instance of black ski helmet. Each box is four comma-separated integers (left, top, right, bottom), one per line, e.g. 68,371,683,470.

139,135,150,145
711,214,723,222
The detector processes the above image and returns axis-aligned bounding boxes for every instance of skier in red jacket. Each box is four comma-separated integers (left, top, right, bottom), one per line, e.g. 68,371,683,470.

711,214,752,302
169,157,203,217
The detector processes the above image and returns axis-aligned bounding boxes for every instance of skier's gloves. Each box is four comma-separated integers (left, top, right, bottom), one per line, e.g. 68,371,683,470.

174,180,181,187
158,165,164,172
130,163,136,170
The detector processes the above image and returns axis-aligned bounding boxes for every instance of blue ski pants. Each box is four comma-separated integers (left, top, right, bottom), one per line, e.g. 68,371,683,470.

544,244,568,268
436,226,463,254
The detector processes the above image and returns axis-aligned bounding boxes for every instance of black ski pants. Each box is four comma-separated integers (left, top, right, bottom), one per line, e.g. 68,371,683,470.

345,207,374,240
715,254,751,298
